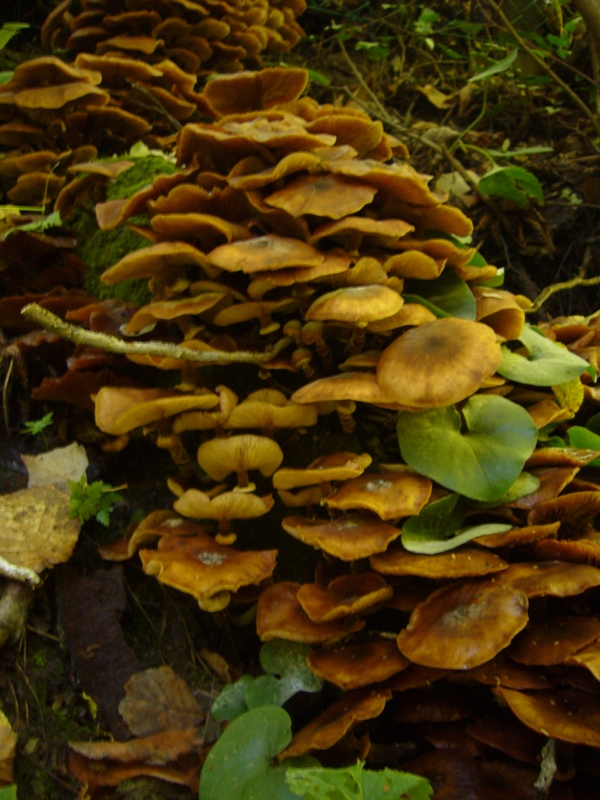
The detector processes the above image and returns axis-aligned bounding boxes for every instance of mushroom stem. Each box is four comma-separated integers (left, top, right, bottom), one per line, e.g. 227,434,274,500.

337,400,357,434
345,327,367,356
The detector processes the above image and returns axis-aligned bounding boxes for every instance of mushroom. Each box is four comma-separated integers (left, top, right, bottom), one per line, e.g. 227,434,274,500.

281,513,402,560
323,472,432,520
296,572,393,622
197,434,283,491
306,640,408,690
376,317,504,408
173,488,274,534
397,578,529,670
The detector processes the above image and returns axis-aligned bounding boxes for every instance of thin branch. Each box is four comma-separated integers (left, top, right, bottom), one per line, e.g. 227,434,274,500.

485,0,600,142
527,274,600,313
21,304,293,365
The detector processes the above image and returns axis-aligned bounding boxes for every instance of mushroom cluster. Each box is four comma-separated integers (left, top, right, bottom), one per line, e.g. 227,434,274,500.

43,66,600,795
43,0,305,76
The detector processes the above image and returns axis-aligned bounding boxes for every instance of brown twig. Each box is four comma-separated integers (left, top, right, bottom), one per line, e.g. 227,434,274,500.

20,304,293,365
485,0,600,142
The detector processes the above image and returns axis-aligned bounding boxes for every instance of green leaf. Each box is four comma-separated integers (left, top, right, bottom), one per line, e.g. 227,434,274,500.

403,269,476,320
396,395,538,501
307,68,330,86
211,675,254,722
479,166,544,208
0,22,29,52
587,412,600,435
68,477,123,526
401,493,512,553
498,324,589,386
199,706,301,800
20,411,54,436
0,71,13,84
0,786,17,800
5,210,63,236
566,427,600,466
469,48,518,82
260,640,322,700
285,760,433,800
471,471,541,509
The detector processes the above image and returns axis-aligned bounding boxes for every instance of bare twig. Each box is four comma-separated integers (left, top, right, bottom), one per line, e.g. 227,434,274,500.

527,274,600,313
485,0,600,141
20,304,293,365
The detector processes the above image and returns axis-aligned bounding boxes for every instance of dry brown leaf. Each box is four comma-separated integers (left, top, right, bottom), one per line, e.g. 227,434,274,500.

70,728,202,764
199,647,237,684
418,84,456,109
0,710,17,785
0,485,80,573
119,666,205,737
22,442,88,492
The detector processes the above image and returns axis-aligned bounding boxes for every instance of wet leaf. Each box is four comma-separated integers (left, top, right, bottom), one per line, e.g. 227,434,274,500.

403,269,476,319
199,706,300,800
479,166,544,208
397,395,537,501
285,760,433,799
498,325,589,385
120,666,205,736
0,485,80,573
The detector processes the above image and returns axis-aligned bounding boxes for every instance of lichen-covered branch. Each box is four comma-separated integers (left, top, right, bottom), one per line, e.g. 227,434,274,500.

21,303,293,365
527,275,600,314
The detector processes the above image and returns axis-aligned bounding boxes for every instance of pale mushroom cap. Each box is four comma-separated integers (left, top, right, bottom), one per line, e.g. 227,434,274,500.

376,317,503,408
305,285,403,326
174,489,274,521
197,434,283,481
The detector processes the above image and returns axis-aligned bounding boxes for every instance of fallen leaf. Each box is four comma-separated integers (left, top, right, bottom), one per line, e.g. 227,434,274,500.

418,84,456,109
22,442,88,492
70,729,202,765
120,667,205,737
0,485,80,573
0,710,17,785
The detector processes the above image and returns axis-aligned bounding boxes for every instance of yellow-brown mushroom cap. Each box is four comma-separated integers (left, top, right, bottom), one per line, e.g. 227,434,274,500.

323,472,432,520
296,572,393,622
272,451,372,490
281,513,402,560
376,317,503,408
397,578,529,669
370,546,508,579
306,640,408,690
197,434,283,485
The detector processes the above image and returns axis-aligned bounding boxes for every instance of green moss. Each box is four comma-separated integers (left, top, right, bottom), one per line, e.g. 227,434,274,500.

106,155,177,202
73,208,153,305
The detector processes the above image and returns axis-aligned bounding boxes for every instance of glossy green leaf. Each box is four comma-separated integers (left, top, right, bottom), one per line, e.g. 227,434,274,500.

0,22,29,52
285,760,433,800
200,706,300,800
469,48,518,82
0,786,16,800
471,471,541,509
210,675,254,722
403,269,476,320
498,324,589,386
479,166,544,208
260,640,322,699
401,493,511,553
396,395,538,501
566,427,600,466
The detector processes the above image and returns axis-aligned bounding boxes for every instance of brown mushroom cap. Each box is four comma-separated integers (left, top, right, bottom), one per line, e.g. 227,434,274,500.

305,285,403,327
376,317,503,408
256,581,365,643
173,489,274,525
140,532,277,610
296,572,393,622
306,640,408,690
206,233,324,273
498,687,600,748
496,560,600,597
509,615,600,665
370,546,508,579
291,372,404,407
278,687,391,760
203,67,309,117
323,472,432,520
282,513,402,560
264,174,377,219
272,451,372,490
197,434,283,487
94,387,219,435
101,241,210,284
397,578,529,669
223,389,317,432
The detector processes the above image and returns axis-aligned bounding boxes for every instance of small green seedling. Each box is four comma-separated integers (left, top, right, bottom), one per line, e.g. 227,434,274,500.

68,476,125,526
20,411,54,438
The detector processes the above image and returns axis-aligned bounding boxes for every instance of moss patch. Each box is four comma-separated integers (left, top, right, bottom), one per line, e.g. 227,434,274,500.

106,155,177,201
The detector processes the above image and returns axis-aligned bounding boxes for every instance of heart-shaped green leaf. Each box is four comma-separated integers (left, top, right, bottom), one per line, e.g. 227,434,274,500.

396,395,538,501
260,640,322,698
403,268,476,320
401,493,511,553
498,324,589,386
211,675,254,722
479,165,544,208
200,706,300,800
